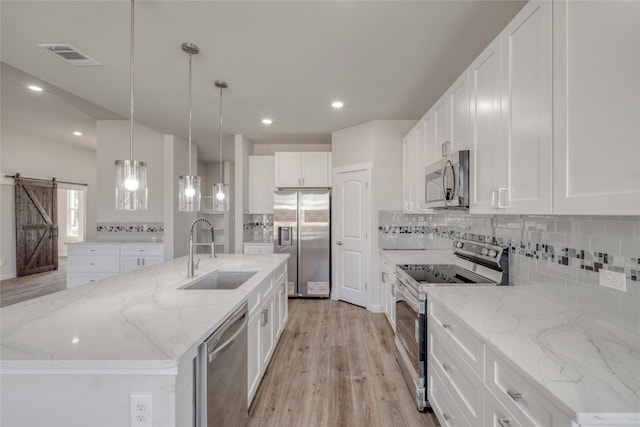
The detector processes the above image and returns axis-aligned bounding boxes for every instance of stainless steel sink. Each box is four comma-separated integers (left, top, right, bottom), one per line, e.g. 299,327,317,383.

181,270,258,290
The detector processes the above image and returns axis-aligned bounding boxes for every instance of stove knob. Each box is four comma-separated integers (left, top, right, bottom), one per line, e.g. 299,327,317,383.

454,241,464,249
481,248,489,256
488,249,499,258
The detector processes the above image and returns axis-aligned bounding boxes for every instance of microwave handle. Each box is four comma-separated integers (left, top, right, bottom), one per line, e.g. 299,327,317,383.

441,160,456,206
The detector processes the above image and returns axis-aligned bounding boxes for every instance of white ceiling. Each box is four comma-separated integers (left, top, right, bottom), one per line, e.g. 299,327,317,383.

1,0,525,163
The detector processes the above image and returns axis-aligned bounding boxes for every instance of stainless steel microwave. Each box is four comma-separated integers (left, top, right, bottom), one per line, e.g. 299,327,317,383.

424,150,469,209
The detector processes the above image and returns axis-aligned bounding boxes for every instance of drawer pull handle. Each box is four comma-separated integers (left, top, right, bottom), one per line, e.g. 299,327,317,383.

507,389,523,401
442,363,453,372
443,413,453,421
498,417,511,427
89,263,95,266
442,323,451,329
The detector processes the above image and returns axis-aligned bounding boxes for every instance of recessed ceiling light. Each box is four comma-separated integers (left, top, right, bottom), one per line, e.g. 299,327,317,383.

262,118,273,125
28,85,43,92
331,101,344,109
73,131,83,136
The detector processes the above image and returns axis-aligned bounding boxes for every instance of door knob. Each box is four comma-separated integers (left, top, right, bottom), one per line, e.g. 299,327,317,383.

336,241,343,246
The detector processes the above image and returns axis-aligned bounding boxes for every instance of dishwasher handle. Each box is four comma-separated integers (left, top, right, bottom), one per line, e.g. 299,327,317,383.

207,314,248,363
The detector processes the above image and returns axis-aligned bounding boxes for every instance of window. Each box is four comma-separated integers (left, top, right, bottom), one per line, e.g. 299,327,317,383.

67,190,80,238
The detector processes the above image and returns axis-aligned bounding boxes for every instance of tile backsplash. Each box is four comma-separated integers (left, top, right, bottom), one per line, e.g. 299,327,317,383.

379,211,640,333
243,214,273,243
96,222,164,242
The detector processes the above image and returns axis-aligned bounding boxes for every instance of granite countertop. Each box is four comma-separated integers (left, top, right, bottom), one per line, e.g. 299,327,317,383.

0,254,288,372
426,286,640,424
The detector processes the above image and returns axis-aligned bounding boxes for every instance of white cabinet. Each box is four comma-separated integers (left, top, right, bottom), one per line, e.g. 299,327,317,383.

449,69,470,153
429,298,572,427
433,93,450,158
470,1,552,215
66,244,120,288
247,262,288,404
499,0,553,214
274,152,331,188
119,244,164,273
469,34,503,214
552,0,640,215
249,156,275,214
274,267,288,338
243,243,274,255
380,255,396,331
402,118,429,213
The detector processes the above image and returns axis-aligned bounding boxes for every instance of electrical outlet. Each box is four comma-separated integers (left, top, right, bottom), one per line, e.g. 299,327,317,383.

130,395,152,427
599,269,627,292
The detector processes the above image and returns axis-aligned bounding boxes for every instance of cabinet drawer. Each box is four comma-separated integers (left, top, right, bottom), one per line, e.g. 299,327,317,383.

68,256,119,272
429,325,484,425
243,245,274,255
428,360,470,427
485,347,570,427
429,300,485,378
485,389,523,427
67,272,118,288
273,263,286,283
68,244,119,256
120,244,164,256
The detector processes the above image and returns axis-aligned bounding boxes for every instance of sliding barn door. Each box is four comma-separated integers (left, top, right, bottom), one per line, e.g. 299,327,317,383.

15,176,58,277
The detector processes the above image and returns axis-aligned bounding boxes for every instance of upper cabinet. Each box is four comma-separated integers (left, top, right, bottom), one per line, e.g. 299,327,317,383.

471,0,552,215
403,117,430,213
449,69,470,154
552,0,640,215
469,35,503,214
433,93,450,159
249,155,275,214
274,152,331,188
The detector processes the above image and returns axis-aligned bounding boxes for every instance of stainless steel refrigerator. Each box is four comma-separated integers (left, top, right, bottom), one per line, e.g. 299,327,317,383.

273,190,330,298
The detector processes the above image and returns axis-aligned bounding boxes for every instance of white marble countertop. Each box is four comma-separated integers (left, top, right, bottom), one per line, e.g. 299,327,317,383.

0,254,288,372
426,286,640,424
67,240,164,245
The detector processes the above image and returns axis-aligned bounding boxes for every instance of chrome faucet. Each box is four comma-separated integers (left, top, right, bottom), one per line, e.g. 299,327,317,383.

188,217,216,278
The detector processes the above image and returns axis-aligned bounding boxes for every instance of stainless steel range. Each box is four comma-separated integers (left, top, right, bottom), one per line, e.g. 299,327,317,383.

394,239,510,412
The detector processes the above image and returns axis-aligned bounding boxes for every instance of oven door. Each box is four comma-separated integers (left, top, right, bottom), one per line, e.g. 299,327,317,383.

395,276,429,411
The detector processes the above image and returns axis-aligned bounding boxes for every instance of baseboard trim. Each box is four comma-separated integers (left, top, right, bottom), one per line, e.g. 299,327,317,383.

1,272,17,281
369,304,384,313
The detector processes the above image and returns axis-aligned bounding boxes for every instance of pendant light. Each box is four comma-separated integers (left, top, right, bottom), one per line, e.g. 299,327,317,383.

212,80,229,212
178,42,201,212
115,0,147,210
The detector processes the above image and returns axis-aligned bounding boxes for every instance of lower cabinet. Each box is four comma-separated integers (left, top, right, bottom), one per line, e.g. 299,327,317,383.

428,299,572,427
247,262,288,404
380,256,396,331
67,243,165,287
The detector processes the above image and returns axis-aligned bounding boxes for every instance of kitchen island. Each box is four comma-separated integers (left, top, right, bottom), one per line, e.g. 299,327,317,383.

0,253,288,427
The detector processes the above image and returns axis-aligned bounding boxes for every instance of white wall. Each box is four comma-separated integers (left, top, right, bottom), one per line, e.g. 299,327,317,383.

0,126,97,279
96,120,164,223
163,135,197,260
234,135,252,253
331,120,414,311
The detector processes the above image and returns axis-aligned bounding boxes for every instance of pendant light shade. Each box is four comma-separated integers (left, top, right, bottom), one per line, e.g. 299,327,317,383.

178,42,201,212
115,0,148,210
212,80,229,212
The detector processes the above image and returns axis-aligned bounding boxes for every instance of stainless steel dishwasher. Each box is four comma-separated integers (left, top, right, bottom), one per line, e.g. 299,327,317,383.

195,302,248,427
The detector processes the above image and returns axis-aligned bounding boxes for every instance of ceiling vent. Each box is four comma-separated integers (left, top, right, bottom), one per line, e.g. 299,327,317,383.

37,44,101,66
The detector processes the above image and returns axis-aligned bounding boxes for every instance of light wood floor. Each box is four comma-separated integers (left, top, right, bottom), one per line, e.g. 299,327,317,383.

249,299,439,427
0,258,67,307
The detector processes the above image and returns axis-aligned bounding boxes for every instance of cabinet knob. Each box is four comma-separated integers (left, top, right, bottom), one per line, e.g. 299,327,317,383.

442,363,453,372
443,413,453,422
442,323,452,330
498,417,511,427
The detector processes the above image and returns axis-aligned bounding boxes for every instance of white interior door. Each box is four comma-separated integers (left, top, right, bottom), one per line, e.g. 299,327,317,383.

333,166,371,308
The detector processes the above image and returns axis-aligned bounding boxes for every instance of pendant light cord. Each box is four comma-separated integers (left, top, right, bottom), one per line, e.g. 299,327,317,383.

129,0,135,161
219,86,223,183
188,52,193,176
